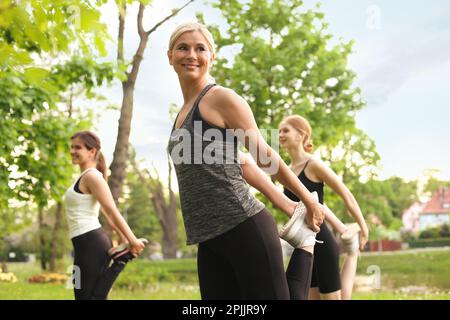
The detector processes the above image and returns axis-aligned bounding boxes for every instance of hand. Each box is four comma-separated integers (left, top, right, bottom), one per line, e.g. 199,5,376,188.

129,238,146,257
359,226,369,251
305,202,324,232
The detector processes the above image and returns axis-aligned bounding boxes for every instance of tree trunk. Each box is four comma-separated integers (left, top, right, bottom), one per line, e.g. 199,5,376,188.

49,202,63,272
108,83,136,204
0,262,7,273
130,155,179,259
107,0,193,242
0,238,7,272
108,0,194,205
150,179,179,259
38,207,47,271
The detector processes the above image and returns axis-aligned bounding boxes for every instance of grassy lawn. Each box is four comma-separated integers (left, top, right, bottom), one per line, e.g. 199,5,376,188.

355,248,450,289
1,248,449,300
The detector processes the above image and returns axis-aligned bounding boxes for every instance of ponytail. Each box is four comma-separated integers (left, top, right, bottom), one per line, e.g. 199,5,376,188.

304,141,314,153
96,151,108,181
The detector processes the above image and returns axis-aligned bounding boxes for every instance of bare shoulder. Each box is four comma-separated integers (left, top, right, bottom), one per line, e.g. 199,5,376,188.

83,170,104,185
308,157,340,182
307,157,330,177
206,85,247,109
308,157,328,170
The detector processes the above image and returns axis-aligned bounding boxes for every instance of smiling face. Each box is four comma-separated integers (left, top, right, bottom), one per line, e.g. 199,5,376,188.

70,137,96,166
167,30,215,82
278,122,302,150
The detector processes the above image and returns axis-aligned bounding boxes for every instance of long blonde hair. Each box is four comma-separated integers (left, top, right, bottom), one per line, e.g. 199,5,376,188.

281,115,313,153
168,22,216,82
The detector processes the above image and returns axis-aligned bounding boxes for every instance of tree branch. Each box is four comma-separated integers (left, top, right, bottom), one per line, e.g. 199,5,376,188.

146,0,195,36
137,3,146,38
117,1,126,62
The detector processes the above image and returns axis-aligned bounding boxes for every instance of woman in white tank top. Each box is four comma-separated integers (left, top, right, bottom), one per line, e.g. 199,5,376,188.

64,131,146,300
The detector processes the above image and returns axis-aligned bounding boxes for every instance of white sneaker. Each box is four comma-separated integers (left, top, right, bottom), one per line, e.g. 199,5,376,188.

341,223,360,254
279,192,321,248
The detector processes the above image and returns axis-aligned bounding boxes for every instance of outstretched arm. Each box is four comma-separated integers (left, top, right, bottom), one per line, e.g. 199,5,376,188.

100,208,129,244
241,152,347,233
213,87,324,231
313,160,369,250
240,152,296,217
84,171,145,256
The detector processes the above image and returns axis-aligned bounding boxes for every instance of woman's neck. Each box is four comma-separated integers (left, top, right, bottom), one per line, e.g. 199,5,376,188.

79,162,96,174
178,77,210,104
287,146,309,166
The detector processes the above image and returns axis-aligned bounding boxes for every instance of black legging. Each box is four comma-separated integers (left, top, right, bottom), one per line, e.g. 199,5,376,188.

286,249,314,300
71,228,125,300
197,208,313,300
310,223,341,294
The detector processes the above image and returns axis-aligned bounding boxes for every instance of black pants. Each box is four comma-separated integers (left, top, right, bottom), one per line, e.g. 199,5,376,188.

310,223,341,294
197,208,313,300
71,228,125,300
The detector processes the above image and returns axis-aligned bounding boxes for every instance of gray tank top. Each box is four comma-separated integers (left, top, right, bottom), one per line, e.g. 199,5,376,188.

167,84,265,244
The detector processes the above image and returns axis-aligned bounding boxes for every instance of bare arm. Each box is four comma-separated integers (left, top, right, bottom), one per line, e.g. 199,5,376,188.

213,87,324,231
313,160,369,249
100,208,129,244
239,152,296,217
83,172,145,255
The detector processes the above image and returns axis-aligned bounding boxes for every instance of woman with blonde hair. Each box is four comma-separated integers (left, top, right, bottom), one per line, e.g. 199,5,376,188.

167,22,326,299
278,115,369,300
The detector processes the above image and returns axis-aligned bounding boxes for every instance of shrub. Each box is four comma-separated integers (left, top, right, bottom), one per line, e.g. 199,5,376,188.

400,229,417,242
408,238,450,248
419,226,441,239
0,272,18,283
28,273,68,284
439,224,450,238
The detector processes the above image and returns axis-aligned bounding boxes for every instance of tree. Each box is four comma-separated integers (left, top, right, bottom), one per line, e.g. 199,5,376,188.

423,170,450,196
1,0,117,270
199,0,379,220
108,0,195,206
0,206,33,272
129,148,179,258
118,159,162,245
1,0,112,207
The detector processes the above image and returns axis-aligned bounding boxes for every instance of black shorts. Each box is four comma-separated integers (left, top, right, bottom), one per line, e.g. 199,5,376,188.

310,223,341,293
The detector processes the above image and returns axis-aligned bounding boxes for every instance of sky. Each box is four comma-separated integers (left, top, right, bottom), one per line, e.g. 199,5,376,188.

94,0,450,185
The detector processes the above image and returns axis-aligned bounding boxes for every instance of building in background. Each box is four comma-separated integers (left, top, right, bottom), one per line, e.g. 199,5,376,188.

418,187,450,230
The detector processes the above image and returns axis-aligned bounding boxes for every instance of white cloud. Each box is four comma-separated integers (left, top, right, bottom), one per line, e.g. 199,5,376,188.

350,6,450,107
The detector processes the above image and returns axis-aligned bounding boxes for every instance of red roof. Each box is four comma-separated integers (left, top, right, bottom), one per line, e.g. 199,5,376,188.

422,187,450,214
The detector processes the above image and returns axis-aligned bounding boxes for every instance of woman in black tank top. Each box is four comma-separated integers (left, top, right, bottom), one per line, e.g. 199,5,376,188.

167,22,328,300
278,115,369,300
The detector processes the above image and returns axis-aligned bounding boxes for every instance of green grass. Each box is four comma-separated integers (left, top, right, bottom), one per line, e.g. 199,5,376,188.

0,259,200,300
354,249,450,289
1,248,450,300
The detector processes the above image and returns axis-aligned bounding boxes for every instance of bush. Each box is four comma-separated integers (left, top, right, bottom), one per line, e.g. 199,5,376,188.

408,238,450,248
0,272,18,283
0,246,29,263
419,225,450,239
419,230,434,239
114,259,198,290
419,226,441,239
28,273,68,284
400,229,417,242
439,224,450,237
